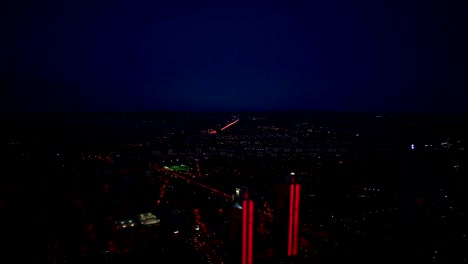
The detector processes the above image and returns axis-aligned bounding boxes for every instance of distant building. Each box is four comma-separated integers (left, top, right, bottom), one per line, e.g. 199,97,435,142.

137,212,160,226
114,219,137,229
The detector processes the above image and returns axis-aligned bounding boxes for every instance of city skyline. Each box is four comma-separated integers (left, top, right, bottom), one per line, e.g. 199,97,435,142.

3,110,467,263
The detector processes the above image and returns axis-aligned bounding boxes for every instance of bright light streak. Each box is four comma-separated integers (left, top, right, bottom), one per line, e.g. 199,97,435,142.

220,118,239,131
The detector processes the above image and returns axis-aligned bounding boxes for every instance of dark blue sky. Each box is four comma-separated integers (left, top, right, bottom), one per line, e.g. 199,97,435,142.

1,0,467,113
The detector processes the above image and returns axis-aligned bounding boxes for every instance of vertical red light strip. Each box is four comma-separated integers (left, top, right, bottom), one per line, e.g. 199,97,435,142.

288,184,300,256
242,199,254,264
288,184,295,256
242,200,247,264
292,184,300,255
248,200,254,264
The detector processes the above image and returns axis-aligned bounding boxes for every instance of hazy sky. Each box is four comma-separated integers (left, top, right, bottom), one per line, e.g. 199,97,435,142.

1,0,467,113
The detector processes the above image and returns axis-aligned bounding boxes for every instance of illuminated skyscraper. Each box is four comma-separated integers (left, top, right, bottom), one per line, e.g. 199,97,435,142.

242,190,254,264
272,172,300,262
228,187,255,264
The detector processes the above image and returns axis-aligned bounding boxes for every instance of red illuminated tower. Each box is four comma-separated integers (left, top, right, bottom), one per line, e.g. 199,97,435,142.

287,174,300,257
242,190,254,264
229,187,255,264
273,172,300,261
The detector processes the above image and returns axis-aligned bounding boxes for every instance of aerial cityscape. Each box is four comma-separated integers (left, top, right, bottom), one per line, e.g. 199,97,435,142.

2,0,468,263
2,111,467,263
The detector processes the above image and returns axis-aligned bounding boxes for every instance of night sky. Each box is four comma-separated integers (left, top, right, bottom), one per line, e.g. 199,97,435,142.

1,0,467,113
